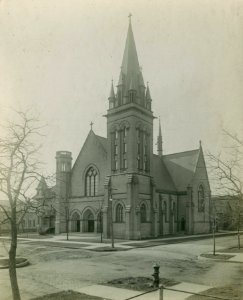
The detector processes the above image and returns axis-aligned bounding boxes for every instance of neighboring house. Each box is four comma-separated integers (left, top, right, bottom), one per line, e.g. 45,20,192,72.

34,19,211,239
212,195,243,231
0,200,38,234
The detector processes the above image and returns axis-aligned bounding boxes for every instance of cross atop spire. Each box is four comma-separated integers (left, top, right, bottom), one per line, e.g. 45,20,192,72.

90,121,94,130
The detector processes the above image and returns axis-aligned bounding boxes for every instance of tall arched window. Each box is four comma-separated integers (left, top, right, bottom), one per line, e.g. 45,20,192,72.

163,201,168,222
198,185,205,212
140,203,147,223
121,127,128,170
116,204,123,223
173,202,177,221
85,167,98,196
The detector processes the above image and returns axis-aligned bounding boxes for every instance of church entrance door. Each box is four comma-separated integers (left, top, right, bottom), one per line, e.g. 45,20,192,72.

71,212,81,232
77,220,80,232
181,217,186,231
88,220,94,232
83,209,95,233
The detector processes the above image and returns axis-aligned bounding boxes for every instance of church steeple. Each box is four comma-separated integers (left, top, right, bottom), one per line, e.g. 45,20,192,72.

120,16,141,84
157,117,163,157
107,16,154,176
111,16,148,109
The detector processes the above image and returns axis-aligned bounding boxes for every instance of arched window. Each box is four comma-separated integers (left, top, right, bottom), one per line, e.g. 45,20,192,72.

163,201,168,222
116,204,123,223
173,202,177,221
85,167,98,196
140,203,147,223
198,185,205,212
121,127,128,170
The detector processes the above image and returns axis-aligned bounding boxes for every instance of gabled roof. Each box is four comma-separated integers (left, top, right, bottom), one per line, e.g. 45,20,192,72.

34,177,55,200
95,134,107,153
152,154,176,192
72,130,107,171
163,149,200,191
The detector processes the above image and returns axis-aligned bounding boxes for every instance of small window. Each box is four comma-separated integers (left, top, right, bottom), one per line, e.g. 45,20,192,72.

116,204,123,223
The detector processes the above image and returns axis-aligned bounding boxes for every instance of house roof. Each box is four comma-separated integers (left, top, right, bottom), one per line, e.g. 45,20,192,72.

163,149,200,191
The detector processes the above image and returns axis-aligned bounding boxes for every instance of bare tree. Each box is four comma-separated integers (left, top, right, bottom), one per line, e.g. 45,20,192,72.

0,110,43,300
208,129,243,249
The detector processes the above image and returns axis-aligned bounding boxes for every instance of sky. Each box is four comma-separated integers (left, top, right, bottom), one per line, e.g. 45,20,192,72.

0,0,242,193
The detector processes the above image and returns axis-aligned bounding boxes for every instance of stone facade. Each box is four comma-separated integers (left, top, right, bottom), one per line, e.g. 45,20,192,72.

35,20,211,239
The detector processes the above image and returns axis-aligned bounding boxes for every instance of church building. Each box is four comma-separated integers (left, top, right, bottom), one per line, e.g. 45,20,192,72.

35,19,211,239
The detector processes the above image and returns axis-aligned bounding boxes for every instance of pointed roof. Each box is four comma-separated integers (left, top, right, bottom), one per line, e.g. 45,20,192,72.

36,176,48,190
159,118,162,137
121,19,140,78
157,117,163,156
146,84,151,99
109,80,115,99
117,18,145,92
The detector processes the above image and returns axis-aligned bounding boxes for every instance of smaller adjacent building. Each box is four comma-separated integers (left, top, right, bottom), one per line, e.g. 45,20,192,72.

0,200,38,235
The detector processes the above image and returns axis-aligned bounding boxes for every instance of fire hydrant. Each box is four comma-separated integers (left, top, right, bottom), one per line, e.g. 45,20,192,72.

152,263,160,288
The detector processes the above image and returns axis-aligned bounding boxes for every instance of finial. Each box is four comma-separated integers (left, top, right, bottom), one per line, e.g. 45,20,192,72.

90,121,94,130
128,13,132,23
199,140,202,147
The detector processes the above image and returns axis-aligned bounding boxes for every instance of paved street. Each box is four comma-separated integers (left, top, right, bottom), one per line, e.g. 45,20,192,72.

0,234,242,299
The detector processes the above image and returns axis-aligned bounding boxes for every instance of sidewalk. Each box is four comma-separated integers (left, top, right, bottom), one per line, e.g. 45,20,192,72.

1,230,240,251
75,282,212,300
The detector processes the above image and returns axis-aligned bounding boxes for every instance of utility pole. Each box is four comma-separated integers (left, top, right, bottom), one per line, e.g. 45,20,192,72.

109,193,114,248
108,184,117,249
213,218,216,255
100,210,103,243
65,205,69,241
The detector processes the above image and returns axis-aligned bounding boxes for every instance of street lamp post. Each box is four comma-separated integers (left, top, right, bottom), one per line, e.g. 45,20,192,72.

109,195,114,248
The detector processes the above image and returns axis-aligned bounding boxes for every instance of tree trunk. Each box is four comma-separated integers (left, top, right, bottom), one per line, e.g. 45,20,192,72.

9,218,21,300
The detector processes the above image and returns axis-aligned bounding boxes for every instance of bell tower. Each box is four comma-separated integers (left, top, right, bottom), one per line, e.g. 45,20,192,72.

107,17,154,175
104,17,156,240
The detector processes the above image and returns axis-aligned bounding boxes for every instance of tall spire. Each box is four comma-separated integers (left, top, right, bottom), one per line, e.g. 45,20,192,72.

109,80,115,99
110,16,151,110
157,117,163,157
120,15,140,79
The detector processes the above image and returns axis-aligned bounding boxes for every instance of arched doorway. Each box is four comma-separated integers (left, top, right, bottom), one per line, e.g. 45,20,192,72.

83,209,94,232
181,217,186,231
71,212,81,232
